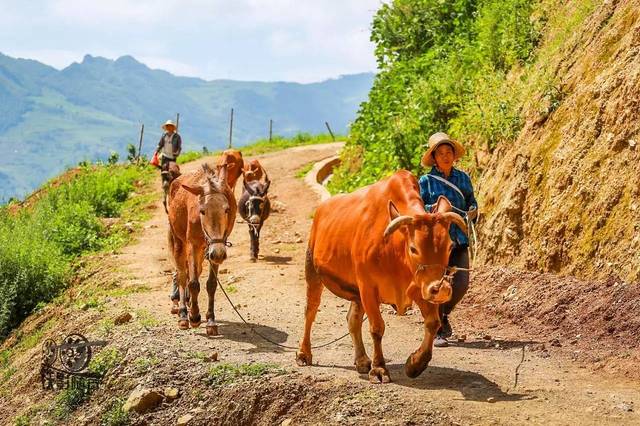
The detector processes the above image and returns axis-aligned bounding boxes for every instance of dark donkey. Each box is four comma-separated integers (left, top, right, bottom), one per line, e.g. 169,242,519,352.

167,163,237,335
239,163,271,261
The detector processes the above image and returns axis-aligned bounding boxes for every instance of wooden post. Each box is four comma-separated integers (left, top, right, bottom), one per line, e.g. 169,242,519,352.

175,113,180,131
136,123,145,164
228,108,234,148
325,121,336,141
269,119,273,143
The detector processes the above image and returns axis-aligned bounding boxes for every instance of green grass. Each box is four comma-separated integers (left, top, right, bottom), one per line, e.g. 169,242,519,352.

295,162,315,179
134,356,160,374
100,398,130,426
206,362,284,387
89,347,124,377
0,163,154,338
239,132,340,156
135,309,160,328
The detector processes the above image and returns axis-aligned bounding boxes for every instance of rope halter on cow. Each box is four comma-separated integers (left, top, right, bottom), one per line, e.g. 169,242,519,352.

414,263,472,285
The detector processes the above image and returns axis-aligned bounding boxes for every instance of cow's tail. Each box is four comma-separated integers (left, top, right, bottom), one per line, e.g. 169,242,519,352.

304,219,321,288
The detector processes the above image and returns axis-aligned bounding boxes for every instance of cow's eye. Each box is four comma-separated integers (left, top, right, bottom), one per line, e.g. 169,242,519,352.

225,206,230,213
410,246,418,255
199,208,205,215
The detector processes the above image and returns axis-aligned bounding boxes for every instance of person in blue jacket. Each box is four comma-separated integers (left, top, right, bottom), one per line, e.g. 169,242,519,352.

418,132,478,347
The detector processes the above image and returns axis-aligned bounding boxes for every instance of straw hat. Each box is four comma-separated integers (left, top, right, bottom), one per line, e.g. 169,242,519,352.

420,132,465,167
162,120,177,131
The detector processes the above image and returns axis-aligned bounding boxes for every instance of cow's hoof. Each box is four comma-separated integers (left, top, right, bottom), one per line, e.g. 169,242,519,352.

404,350,431,378
354,356,372,374
368,367,391,384
206,324,219,336
295,351,312,367
178,320,189,330
250,257,257,263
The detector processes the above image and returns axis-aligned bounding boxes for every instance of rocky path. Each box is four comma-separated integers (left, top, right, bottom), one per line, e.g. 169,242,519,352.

63,144,640,424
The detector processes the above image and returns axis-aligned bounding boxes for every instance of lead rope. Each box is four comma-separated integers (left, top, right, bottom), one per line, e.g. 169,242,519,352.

215,274,367,350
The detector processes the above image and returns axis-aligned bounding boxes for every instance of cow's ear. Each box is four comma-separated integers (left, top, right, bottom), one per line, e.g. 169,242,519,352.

182,183,204,196
388,200,400,220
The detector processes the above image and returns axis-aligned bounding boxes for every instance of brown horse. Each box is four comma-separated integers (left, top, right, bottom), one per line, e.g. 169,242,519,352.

167,163,237,335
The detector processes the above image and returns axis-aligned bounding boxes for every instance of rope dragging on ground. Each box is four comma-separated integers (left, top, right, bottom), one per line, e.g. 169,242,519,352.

216,275,367,350
510,345,526,391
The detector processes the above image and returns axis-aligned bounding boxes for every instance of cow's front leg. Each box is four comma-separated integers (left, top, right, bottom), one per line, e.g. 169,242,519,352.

347,301,371,373
205,264,219,336
405,287,440,378
361,292,390,384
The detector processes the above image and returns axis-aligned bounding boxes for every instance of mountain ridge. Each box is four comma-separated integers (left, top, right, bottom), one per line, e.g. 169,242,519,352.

0,52,374,201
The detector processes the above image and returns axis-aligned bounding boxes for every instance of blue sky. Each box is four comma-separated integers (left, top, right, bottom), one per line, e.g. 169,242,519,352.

1,0,382,83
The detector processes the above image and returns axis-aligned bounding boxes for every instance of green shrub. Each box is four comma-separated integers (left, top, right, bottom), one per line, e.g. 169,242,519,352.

89,347,124,377
101,398,130,426
331,0,546,193
0,164,151,337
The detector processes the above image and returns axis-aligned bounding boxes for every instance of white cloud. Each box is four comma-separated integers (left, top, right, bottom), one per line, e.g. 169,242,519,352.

0,0,383,82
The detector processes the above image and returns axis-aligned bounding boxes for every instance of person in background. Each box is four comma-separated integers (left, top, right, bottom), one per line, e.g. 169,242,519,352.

156,120,182,170
418,132,478,347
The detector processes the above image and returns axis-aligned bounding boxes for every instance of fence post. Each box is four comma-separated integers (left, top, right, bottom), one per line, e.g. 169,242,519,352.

228,108,234,148
325,121,336,141
269,119,273,143
136,123,144,164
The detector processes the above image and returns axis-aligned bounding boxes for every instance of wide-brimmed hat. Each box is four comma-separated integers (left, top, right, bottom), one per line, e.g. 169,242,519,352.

420,132,465,167
162,120,177,131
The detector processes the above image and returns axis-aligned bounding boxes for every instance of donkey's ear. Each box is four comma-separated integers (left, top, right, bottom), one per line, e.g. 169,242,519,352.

243,178,252,194
264,178,271,193
182,183,204,196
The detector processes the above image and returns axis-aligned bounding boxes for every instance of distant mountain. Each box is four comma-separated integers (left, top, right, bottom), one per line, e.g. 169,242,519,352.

0,53,374,201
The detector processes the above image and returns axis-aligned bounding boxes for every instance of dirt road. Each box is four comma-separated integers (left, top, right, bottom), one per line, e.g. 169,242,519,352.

80,144,640,425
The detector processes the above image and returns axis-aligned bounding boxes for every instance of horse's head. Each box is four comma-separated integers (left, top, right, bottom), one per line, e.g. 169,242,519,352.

242,172,270,225
182,163,236,264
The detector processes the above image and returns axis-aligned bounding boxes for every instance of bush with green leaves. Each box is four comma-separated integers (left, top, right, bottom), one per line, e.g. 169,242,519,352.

0,164,150,337
330,0,545,193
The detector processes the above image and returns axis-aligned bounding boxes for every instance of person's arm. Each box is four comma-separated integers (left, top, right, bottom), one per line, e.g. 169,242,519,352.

418,175,435,212
175,134,182,157
156,134,164,153
465,175,478,221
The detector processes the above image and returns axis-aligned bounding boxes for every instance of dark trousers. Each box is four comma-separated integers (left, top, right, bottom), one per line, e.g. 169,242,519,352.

440,246,470,319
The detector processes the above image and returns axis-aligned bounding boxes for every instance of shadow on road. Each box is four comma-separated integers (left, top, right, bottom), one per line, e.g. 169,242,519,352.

261,255,293,264
194,319,293,354
313,362,531,403
449,338,538,350
391,364,532,402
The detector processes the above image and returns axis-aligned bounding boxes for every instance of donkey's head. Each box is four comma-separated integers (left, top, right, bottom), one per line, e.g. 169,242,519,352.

182,163,236,264
242,173,270,225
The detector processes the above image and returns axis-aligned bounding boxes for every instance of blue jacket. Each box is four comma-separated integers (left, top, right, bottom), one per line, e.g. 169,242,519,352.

418,167,477,248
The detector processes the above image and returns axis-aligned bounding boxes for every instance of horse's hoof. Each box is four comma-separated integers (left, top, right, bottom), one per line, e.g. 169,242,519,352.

190,319,202,328
295,351,312,367
170,305,179,315
178,320,189,330
206,324,219,336
250,257,257,263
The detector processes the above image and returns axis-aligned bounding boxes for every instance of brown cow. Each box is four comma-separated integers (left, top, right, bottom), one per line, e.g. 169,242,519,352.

242,158,265,183
216,149,244,190
296,170,466,383
167,163,237,335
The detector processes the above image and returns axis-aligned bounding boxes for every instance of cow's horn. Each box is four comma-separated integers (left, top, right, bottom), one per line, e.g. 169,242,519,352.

383,215,413,239
440,212,468,236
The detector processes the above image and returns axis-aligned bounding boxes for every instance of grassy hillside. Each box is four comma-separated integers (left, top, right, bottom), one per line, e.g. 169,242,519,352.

0,53,373,201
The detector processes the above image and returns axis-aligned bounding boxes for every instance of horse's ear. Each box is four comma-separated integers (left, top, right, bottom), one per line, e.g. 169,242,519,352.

243,178,252,194
182,183,204,196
